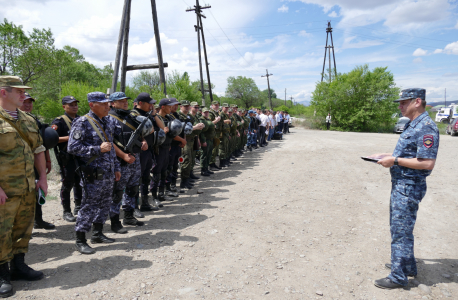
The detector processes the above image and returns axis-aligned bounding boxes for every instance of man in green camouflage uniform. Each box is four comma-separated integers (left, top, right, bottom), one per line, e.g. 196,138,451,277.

198,108,216,176
180,102,204,186
208,101,222,171
241,109,250,151
228,108,238,162
218,103,231,168
0,76,47,297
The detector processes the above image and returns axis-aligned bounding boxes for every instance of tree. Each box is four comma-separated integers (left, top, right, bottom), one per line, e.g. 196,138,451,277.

311,65,399,132
225,76,262,108
0,19,28,75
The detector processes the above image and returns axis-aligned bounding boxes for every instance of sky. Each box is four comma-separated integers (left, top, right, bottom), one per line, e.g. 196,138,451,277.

1,0,457,105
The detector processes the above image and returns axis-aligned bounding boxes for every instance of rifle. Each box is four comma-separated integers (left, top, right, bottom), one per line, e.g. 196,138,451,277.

125,111,152,153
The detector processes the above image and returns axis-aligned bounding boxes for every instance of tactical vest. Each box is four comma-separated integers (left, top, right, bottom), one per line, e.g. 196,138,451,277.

109,108,142,154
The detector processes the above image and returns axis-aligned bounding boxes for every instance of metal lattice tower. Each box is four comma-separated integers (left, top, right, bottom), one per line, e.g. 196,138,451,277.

321,21,337,82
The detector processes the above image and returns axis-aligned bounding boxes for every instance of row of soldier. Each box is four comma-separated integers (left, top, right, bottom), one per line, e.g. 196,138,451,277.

0,76,289,297
39,92,284,254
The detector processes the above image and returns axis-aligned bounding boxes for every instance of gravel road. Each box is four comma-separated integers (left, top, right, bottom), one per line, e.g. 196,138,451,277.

19,127,458,299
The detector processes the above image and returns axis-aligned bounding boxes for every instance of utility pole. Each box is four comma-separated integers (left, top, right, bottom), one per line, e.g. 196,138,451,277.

284,88,287,106
290,96,294,107
111,0,168,95
321,21,337,83
262,69,273,109
186,0,214,107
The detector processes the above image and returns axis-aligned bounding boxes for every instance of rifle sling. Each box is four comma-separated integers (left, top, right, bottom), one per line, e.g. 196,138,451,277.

0,114,33,149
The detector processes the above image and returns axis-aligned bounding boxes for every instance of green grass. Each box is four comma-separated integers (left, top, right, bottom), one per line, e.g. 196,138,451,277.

436,122,449,135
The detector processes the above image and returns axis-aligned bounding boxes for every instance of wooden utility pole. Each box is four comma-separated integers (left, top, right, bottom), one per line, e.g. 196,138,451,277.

321,21,337,83
186,0,214,106
111,0,168,95
262,69,273,109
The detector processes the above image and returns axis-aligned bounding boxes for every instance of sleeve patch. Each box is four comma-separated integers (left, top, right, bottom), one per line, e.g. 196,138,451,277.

73,130,82,140
423,134,434,148
51,124,58,131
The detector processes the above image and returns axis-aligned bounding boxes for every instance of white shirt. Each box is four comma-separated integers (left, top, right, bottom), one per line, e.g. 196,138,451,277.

258,113,268,127
284,115,290,123
326,115,331,123
269,115,276,127
276,114,281,123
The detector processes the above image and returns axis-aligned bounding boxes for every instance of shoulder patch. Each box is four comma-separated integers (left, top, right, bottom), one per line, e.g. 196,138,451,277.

423,134,434,148
51,124,58,131
73,130,82,140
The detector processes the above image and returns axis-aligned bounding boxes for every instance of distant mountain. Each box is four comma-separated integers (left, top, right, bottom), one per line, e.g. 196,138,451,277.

428,100,458,107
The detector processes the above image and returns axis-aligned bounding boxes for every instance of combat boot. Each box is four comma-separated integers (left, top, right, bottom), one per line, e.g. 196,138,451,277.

190,172,200,180
151,190,163,208
140,195,157,212
166,183,179,197
62,201,76,222
0,263,13,298
134,205,145,218
75,231,96,255
234,151,240,157
228,158,233,164
206,167,214,175
34,205,55,230
219,158,226,168
10,253,43,281
170,178,178,192
90,223,115,244
123,210,144,226
110,214,127,234
180,178,193,190
230,155,237,161
209,163,221,171
201,168,210,176
158,186,169,201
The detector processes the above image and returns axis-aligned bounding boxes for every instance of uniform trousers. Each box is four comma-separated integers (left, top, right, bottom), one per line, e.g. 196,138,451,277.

140,150,153,199
0,191,35,264
388,178,426,286
200,140,214,169
181,138,195,179
150,145,170,193
59,159,82,209
166,145,181,184
219,135,229,160
110,155,141,217
75,173,115,232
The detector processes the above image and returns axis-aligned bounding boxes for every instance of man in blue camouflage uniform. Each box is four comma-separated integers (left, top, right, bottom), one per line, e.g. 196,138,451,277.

108,92,149,233
68,92,122,255
370,88,439,289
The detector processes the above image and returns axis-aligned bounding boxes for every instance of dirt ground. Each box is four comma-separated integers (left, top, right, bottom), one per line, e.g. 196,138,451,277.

14,127,458,300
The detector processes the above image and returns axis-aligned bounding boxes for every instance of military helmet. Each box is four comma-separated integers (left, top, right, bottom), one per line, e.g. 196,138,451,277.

41,126,59,150
135,116,154,137
155,128,166,146
184,122,193,135
168,119,183,137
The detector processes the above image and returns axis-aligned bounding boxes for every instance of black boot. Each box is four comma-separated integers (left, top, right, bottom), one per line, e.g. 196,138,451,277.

206,167,214,175
170,178,178,192
123,210,144,226
227,158,233,164
166,183,179,197
62,201,76,222
190,172,200,180
34,204,55,230
110,215,127,234
230,155,237,161
151,190,163,208
201,168,210,176
0,263,13,298
219,158,226,168
134,206,145,219
234,151,240,157
180,178,193,189
90,223,115,243
10,253,43,281
140,195,156,212
75,231,95,255
210,163,221,170
158,186,168,202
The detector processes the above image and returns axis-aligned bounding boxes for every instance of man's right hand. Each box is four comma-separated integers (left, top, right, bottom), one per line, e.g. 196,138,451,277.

164,127,170,134
224,120,231,124
100,142,112,153
124,154,136,164
180,140,187,148
0,187,8,205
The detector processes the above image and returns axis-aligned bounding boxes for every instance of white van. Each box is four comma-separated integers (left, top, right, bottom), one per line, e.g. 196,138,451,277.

436,107,452,123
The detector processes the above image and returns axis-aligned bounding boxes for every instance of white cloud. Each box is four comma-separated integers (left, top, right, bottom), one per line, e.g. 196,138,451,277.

413,48,428,56
455,21,458,29
434,41,458,55
413,57,423,64
328,11,338,18
278,5,289,13
298,30,312,37
342,36,383,49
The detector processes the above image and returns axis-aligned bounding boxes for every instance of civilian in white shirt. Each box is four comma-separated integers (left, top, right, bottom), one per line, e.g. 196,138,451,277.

326,113,331,130
283,113,291,134
256,109,269,147
267,111,276,141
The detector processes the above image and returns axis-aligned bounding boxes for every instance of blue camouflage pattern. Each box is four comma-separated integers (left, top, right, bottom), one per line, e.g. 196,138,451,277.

387,111,439,286
67,111,121,232
109,92,129,102
110,155,141,217
88,92,111,103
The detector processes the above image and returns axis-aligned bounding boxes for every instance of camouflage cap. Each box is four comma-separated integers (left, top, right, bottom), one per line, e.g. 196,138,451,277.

222,103,229,107
109,92,130,101
211,101,219,105
180,100,191,106
230,104,238,108
190,101,199,106
394,88,426,102
228,108,233,113
0,76,32,89
202,107,210,113
87,92,110,103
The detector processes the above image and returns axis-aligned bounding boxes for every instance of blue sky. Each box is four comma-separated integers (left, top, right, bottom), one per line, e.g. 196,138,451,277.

1,0,457,104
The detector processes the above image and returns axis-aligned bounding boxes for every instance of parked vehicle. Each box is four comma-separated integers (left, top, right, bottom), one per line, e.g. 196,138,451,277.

445,118,458,136
436,107,451,123
393,117,410,133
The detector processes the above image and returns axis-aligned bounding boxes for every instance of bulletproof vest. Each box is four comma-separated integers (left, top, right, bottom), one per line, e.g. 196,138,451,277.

109,108,142,154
